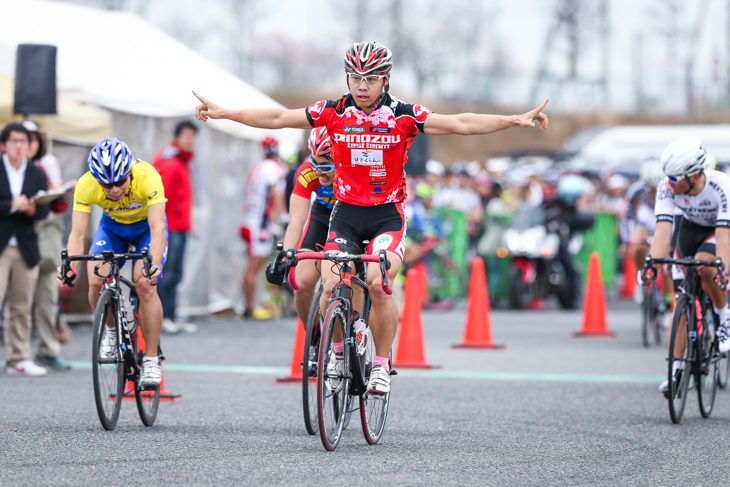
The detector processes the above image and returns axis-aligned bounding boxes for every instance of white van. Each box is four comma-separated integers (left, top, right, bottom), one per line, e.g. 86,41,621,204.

563,124,730,174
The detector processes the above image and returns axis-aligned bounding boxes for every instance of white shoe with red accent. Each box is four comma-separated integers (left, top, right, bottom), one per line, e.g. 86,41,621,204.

7,359,48,377
367,365,390,396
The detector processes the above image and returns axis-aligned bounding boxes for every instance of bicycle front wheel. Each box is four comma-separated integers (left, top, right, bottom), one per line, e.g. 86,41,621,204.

317,300,350,451
359,330,391,445
92,290,125,431
697,305,719,418
668,294,693,424
135,336,160,427
302,287,323,435
719,351,730,389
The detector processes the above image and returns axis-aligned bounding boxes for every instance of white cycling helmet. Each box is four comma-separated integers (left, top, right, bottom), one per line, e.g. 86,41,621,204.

660,137,707,178
640,158,665,188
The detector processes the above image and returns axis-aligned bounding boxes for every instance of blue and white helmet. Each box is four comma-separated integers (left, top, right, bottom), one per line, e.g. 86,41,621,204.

87,137,133,184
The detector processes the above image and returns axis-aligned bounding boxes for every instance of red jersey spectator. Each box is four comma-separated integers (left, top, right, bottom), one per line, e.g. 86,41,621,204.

153,120,198,334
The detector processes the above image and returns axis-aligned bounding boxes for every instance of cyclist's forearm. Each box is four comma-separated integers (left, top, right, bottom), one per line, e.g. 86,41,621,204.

716,228,730,270
66,232,86,270
283,196,310,251
649,221,672,259
149,227,166,268
66,211,90,269
223,108,310,130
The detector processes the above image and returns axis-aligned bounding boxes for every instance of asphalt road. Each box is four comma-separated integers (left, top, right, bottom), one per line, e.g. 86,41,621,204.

3,297,730,486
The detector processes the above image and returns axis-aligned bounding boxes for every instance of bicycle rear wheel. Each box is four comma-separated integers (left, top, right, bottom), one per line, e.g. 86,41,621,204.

302,287,323,435
697,302,719,418
135,335,160,427
359,327,391,445
667,294,693,424
317,301,350,451
92,290,125,431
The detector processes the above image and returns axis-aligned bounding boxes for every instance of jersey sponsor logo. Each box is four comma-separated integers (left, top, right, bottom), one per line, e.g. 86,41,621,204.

372,234,393,251
370,171,386,177
351,149,383,166
370,181,386,185
95,240,107,246
334,133,401,145
148,191,158,200
76,202,90,207
369,127,391,133
372,186,383,194
344,127,365,133
699,199,712,207
297,168,318,186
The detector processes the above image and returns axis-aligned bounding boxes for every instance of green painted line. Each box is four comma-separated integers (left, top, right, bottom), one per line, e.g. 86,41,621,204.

67,361,664,383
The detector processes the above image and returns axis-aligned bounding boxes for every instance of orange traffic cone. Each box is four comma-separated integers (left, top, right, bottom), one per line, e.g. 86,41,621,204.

414,261,430,307
393,268,439,368
573,252,615,337
619,257,637,299
453,257,504,349
119,325,181,402
276,317,306,383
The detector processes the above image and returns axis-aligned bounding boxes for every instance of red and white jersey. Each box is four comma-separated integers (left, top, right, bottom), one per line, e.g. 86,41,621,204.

306,93,431,206
242,157,286,230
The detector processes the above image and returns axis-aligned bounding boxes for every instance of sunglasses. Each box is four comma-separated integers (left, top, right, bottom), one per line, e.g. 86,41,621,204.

100,177,129,190
309,156,335,173
667,174,685,183
348,73,386,85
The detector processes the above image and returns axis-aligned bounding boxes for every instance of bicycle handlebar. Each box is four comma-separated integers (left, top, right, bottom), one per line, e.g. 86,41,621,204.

60,248,155,288
284,248,393,295
642,255,726,290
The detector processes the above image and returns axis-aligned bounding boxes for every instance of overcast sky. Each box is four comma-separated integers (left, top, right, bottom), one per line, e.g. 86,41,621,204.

56,0,730,115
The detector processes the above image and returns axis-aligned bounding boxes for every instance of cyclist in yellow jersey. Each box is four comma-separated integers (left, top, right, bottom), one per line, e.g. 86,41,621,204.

57,138,168,389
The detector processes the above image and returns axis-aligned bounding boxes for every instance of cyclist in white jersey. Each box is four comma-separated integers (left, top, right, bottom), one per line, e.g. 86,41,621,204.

646,137,730,394
240,137,286,319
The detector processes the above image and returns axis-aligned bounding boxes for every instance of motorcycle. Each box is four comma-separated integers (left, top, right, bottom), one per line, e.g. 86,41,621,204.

502,202,593,310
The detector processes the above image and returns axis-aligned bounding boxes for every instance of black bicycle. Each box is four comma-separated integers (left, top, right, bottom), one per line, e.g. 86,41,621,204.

642,256,725,424
60,247,162,430
641,275,666,347
287,248,394,451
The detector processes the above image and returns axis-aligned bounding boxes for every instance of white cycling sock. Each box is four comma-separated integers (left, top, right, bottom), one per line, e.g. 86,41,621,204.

673,359,683,373
713,305,730,324
143,356,159,364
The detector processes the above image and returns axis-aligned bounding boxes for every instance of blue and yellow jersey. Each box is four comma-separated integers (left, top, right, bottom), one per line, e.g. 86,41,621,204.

73,160,167,224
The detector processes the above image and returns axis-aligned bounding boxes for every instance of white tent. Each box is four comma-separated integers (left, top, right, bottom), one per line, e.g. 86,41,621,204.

0,0,306,316
0,0,301,149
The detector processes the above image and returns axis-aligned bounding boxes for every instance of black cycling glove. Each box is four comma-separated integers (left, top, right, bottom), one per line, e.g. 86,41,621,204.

266,259,286,286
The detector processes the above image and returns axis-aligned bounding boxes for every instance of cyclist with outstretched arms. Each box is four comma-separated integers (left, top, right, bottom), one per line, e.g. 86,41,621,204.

645,137,730,394
267,127,339,324
194,41,548,395
57,138,168,389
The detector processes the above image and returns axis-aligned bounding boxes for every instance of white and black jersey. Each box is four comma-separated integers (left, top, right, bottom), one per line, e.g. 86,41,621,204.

655,170,730,228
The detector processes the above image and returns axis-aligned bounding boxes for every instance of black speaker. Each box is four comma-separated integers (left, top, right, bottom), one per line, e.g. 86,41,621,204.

14,44,57,115
406,133,431,176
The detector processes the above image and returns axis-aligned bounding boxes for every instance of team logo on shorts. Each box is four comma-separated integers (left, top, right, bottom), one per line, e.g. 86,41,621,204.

335,237,348,245
372,235,393,251
96,240,107,246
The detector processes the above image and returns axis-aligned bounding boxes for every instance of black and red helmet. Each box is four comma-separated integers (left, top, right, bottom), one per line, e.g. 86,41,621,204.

308,127,332,158
261,136,279,157
344,42,392,76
